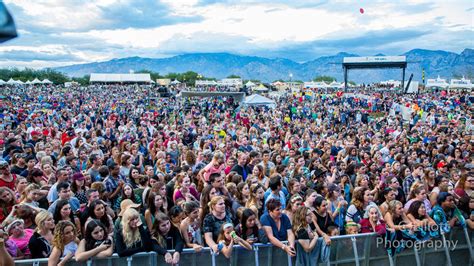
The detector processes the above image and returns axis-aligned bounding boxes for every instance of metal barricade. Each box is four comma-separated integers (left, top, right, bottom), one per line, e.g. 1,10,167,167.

13,228,474,266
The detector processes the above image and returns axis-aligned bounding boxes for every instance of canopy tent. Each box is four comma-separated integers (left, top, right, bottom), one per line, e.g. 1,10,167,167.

245,81,256,87
90,73,151,83
272,81,285,86
328,81,344,89
170,79,181,85
6,78,16,84
425,76,449,89
304,81,328,88
25,80,32,84
448,77,472,90
241,94,276,108
0,79,5,85
16,80,24,85
32,78,42,84
42,79,53,84
179,91,245,102
255,84,269,92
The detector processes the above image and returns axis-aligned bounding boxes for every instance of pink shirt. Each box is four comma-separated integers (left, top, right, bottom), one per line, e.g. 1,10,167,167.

202,162,225,182
173,187,200,203
10,228,34,256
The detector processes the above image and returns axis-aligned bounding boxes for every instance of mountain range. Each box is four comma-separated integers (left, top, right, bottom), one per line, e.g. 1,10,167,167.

54,48,474,83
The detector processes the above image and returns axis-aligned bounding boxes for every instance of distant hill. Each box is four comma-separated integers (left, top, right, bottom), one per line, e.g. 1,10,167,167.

53,49,474,83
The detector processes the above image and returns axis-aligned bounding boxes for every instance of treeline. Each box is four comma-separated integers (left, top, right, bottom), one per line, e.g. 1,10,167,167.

0,68,69,84
0,68,355,86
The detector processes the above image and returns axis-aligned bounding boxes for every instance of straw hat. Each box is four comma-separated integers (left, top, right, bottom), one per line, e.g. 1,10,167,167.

118,199,141,217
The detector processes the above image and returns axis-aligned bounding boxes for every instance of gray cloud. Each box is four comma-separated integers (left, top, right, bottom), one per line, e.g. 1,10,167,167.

197,0,328,8
253,29,432,61
1,0,472,67
97,0,203,30
6,1,203,34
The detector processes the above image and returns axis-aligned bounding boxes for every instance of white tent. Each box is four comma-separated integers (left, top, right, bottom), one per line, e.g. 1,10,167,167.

245,81,256,87
16,80,24,85
90,73,151,83
242,94,276,108
328,81,344,89
304,81,328,88
255,84,269,92
170,80,181,85
0,79,5,85
25,80,32,84
42,79,53,84
7,78,16,85
32,78,42,84
426,76,449,89
449,77,472,90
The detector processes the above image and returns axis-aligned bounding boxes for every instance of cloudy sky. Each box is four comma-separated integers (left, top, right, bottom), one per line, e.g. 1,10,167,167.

1,0,473,68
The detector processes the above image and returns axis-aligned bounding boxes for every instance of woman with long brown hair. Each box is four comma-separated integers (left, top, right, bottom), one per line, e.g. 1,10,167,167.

152,212,183,264
345,187,373,223
246,183,265,218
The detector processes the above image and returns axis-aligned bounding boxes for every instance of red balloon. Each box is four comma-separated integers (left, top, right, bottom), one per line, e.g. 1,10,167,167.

336,91,343,97
360,8,364,14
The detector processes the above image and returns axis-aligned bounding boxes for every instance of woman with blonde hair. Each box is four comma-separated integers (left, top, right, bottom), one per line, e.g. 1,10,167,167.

29,210,55,258
48,220,79,266
384,200,414,232
19,183,44,208
292,206,322,266
203,196,233,253
115,208,152,257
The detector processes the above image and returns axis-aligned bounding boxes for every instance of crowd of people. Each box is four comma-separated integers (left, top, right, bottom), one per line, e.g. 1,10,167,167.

0,83,472,266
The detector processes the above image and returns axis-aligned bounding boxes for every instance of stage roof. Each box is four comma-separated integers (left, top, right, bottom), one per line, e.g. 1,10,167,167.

343,56,407,69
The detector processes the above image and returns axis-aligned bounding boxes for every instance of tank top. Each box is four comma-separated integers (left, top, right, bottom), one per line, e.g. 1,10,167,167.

187,222,203,245
62,241,78,258
0,174,17,191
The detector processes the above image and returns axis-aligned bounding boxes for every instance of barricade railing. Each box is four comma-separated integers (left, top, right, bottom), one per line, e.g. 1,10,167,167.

14,228,473,266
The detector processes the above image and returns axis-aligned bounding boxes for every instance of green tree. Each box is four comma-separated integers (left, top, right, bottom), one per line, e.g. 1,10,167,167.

72,75,90,86
313,75,336,83
0,67,69,84
137,69,163,81
226,74,241,79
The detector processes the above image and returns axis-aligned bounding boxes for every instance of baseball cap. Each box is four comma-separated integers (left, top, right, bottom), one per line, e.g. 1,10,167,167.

0,160,8,169
436,161,447,169
5,219,24,234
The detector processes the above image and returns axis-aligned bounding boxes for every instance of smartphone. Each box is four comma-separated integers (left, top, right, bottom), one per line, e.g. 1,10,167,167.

230,231,237,239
